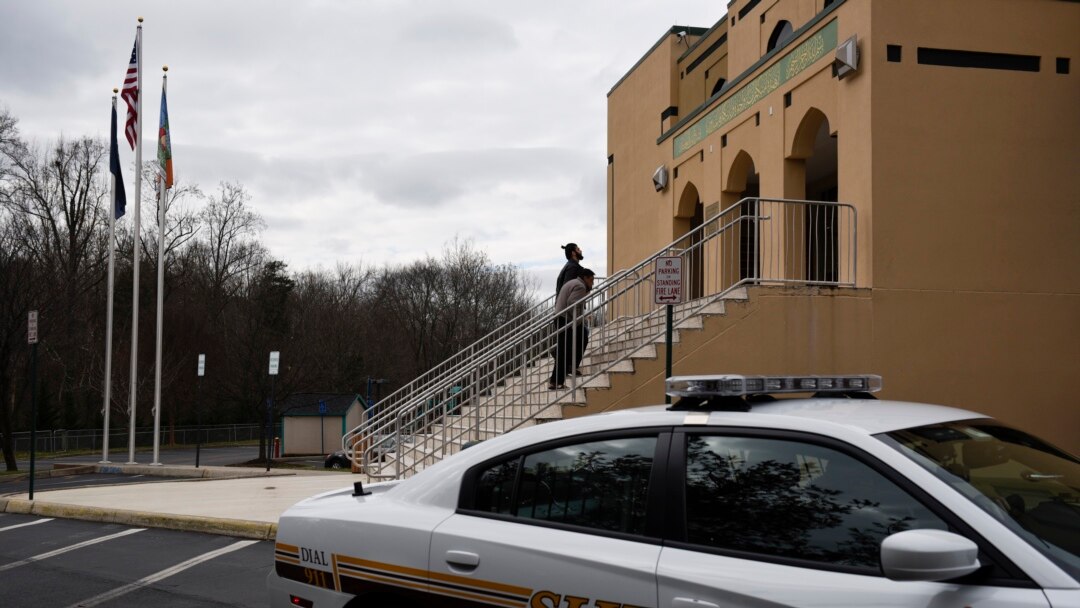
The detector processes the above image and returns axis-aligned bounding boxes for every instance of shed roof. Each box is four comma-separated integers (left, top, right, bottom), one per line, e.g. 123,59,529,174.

280,393,363,416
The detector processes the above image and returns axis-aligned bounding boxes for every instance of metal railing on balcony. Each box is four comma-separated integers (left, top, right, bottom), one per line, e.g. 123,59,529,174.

345,198,857,479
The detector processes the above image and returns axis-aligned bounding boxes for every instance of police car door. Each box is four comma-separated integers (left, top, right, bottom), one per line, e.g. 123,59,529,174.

430,431,668,608
656,431,1051,608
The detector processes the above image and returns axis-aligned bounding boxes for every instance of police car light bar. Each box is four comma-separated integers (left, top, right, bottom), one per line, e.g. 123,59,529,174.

666,374,882,398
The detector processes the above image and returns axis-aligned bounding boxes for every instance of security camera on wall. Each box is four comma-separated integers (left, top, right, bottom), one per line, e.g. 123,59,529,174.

653,165,669,192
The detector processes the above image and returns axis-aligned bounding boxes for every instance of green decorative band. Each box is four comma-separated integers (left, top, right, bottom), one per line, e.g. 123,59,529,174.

674,19,838,157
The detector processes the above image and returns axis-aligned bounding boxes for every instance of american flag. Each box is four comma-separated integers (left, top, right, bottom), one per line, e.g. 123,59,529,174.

120,35,139,150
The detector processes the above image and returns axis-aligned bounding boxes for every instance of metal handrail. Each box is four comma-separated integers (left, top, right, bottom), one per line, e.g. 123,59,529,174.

347,198,857,478
347,270,625,451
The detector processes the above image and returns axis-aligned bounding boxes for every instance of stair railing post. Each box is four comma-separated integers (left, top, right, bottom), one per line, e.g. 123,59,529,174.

472,368,480,442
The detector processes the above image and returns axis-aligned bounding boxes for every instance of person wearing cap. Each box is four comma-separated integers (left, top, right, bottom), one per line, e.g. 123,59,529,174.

548,268,595,390
555,242,584,295
554,243,590,373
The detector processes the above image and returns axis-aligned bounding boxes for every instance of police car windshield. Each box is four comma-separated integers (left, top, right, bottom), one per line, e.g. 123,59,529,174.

879,419,1080,582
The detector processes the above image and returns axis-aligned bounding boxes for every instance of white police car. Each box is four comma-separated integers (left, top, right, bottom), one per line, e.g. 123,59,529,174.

268,375,1079,607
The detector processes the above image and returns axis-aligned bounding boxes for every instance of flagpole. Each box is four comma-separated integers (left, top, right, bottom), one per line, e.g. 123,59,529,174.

151,66,168,466
127,18,143,465
101,91,120,465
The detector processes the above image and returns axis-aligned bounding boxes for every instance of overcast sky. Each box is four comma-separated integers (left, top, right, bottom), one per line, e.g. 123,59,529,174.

1,1,722,291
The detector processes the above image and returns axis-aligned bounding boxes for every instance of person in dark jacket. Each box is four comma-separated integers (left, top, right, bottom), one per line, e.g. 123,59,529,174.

548,268,595,389
554,243,589,373
555,243,584,295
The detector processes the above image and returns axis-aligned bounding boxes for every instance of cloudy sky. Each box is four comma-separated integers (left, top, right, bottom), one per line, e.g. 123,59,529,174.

1,1,722,290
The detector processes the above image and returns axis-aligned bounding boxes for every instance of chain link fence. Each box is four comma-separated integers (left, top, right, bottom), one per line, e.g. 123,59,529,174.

4,424,270,454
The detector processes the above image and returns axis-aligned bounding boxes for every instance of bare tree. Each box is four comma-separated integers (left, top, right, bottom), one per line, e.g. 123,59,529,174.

0,134,110,431
138,162,203,269
193,181,265,311
0,217,39,469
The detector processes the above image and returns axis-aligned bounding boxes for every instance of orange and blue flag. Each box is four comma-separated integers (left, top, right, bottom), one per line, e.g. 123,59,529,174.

157,85,173,188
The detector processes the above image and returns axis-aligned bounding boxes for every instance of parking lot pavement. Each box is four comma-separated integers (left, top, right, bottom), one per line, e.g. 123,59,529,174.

0,514,272,608
0,463,358,540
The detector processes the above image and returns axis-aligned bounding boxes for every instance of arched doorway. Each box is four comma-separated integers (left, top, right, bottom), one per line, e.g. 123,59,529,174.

791,109,839,283
722,151,761,284
674,183,704,300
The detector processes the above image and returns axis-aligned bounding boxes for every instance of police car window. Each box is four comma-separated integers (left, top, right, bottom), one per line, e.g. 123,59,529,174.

500,436,657,535
684,435,947,569
474,458,519,515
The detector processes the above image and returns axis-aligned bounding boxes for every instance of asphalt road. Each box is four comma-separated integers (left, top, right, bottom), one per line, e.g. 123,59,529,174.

0,446,264,497
0,513,272,607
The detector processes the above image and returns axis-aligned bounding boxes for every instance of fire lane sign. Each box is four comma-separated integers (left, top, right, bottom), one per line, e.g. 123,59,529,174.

28,310,38,344
654,256,684,305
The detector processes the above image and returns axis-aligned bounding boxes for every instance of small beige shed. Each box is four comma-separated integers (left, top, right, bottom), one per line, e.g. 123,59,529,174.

280,393,366,456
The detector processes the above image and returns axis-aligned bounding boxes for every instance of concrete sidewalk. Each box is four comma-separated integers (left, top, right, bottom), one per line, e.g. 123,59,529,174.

0,464,359,540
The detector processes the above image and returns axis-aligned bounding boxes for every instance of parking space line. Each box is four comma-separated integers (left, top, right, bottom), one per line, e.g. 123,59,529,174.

65,539,259,608
0,518,53,533
0,527,145,573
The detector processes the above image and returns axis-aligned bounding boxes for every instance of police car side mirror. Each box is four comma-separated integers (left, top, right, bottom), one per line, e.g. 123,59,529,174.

880,529,980,582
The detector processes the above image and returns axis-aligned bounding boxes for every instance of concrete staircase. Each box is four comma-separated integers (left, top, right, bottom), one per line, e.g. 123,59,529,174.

371,288,748,477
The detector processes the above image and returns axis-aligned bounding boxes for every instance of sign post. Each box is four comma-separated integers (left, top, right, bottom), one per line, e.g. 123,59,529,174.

267,351,279,472
28,311,39,500
319,400,327,456
654,257,684,403
195,354,205,468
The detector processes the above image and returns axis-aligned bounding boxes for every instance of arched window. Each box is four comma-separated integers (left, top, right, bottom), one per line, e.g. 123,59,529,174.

767,21,794,53
710,78,727,97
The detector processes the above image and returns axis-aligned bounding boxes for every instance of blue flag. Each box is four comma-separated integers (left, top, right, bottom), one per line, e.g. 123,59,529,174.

110,102,127,219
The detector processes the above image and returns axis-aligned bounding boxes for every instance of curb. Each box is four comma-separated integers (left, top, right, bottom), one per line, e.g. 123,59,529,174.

94,464,296,480
0,497,277,540
4,464,97,483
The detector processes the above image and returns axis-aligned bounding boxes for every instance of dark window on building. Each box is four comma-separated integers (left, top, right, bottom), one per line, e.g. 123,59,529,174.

1058,57,1070,74
755,112,760,126
711,78,727,97
887,45,902,63
767,21,794,53
469,436,658,536
683,435,949,569
721,134,728,148
917,47,1040,72
686,34,728,75
784,92,792,107
673,167,679,179
739,0,763,20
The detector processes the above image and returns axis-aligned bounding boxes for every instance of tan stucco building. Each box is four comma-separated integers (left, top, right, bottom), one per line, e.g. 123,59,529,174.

606,0,1079,449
